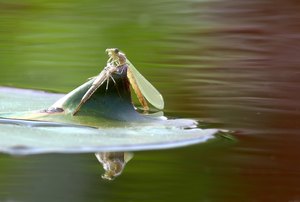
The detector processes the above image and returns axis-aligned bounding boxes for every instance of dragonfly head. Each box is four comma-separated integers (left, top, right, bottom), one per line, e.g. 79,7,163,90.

106,48,127,66
105,48,119,57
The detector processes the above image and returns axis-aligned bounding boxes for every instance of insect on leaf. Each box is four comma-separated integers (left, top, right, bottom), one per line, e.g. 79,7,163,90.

127,59,164,110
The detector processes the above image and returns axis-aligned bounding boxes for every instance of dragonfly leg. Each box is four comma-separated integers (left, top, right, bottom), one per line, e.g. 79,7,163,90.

110,75,116,84
107,57,113,63
105,76,110,90
109,74,122,99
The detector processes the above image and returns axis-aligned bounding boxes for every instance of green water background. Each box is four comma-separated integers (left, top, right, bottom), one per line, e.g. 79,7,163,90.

0,0,300,201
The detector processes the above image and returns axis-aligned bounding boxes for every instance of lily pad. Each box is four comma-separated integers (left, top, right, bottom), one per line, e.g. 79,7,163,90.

0,87,217,155
0,122,216,155
0,63,218,155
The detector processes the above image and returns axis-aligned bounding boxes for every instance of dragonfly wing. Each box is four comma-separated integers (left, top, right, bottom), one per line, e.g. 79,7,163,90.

127,68,149,110
127,59,164,110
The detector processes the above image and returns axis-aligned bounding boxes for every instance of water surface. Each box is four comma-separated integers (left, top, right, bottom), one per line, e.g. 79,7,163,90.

0,0,300,201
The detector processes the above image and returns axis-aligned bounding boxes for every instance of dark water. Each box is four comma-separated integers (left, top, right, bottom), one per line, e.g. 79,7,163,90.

1,0,300,201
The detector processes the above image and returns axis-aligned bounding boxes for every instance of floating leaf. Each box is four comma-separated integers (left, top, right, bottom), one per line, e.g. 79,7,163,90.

0,122,217,155
0,64,218,156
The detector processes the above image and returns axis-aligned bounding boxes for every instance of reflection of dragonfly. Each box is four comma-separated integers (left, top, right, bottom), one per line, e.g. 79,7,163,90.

95,152,134,180
73,48,164,115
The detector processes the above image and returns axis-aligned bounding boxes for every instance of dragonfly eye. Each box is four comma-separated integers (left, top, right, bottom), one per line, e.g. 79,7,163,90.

114,48,119,54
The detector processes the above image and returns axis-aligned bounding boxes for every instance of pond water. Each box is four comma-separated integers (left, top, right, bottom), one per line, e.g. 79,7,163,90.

0,0,300,201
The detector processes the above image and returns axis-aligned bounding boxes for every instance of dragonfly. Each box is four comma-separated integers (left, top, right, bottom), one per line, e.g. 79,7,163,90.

72,48,164,115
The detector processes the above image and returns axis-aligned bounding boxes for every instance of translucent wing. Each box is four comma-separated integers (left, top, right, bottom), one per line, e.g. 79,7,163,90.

127,59,164,110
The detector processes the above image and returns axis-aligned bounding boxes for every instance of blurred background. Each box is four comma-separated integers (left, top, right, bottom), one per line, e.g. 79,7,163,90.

0,0,300,201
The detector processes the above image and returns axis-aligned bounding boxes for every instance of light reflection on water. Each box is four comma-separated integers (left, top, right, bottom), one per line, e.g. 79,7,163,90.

0,0,300,201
